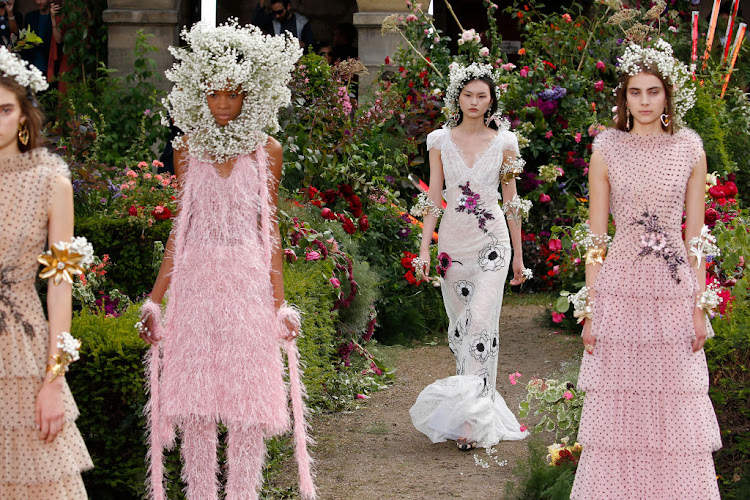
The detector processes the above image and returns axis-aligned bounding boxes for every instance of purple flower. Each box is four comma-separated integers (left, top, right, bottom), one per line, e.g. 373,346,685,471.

397,227,412,239
385,175,395,184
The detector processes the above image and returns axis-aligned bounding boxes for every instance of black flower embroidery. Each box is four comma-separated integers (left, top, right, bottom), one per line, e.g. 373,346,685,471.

631,209,685,283
449,309,471,351
476,367,490,398
453,280,475,304
489,330,499,358
478,233,507,272
470,330,490,364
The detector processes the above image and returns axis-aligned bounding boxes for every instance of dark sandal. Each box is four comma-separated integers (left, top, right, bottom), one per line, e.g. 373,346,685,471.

457,438,476,451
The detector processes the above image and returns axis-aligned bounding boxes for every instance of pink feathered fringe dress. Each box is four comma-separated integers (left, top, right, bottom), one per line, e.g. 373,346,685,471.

146,147,314,498
571,129,721,499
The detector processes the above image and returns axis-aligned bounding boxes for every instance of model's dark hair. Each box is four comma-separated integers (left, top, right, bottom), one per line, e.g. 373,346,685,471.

0,76,44,151
614,67,675,134
454,76,499,130
272,0,291,7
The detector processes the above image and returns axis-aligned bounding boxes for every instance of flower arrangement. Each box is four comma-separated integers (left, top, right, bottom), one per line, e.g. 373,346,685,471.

546,438,582,467
0,45,48,92
38,237,95,285
519,377,584,441
111,160,177,225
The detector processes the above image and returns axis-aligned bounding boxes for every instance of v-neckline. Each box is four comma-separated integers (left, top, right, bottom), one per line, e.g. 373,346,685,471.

447,129,499,170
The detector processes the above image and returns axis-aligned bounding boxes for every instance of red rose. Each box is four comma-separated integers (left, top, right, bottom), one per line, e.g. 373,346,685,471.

128,205,138,216
321,189,339,205
341,216,356,234
548,238,562,251
338,183,354,198
401,251,416,269
704,208,719,226
321,208,336,220
404,270,424,286
708,185,727,199
303,186,319,200
151,206,173,221
723,181,738,197
358,214,369,231
349,195,363,217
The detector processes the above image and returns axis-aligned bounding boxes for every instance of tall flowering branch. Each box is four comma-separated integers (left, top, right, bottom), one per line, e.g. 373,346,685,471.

382,14,444,78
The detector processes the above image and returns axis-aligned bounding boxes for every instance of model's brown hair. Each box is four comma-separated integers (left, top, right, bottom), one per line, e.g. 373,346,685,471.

0,76,45,152
614,67,675,134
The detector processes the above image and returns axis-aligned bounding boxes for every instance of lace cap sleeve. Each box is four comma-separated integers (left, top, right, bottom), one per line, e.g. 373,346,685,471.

36,148,71,210
426,128,447,151
499,130,519,155
591,128,619,171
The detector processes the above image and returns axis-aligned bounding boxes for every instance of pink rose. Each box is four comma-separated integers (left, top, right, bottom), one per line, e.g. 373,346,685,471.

152,160,164,168
520,425,528,432
548,238,562,251
563,391,573,400
137,161,148,169
545,130,553,139
501,62,516,71
551,311,565,323
406,14,417,22
479,47,490,57
144,173,152,180
539,193,551,203
306,251,321,261
574,133,582,143
284,248,297,262
126,170,137,178
329,277,341,288
520,66,529,77
596,60,605,70
594,80,604,92
562,13,572,23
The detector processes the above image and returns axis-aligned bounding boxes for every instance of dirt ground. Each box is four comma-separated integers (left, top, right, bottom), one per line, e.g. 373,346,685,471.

271,302,583,500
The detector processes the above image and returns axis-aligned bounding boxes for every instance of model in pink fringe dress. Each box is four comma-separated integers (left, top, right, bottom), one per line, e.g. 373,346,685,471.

138,21,312,500
572,68,721,498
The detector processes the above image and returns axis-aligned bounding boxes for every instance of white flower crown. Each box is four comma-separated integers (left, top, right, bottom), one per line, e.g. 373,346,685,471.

163,20,303,162
617,38,695,126
0,46,48,93
444,62,501,122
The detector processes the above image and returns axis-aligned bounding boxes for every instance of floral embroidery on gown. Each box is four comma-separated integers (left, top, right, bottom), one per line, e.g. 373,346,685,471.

409,127,528,448
571,128,721,499
0,150,92,499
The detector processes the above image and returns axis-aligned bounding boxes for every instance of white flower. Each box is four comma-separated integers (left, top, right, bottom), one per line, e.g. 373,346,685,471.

479,47,490,57
688,225,720,269
477,233,507,271
57,332,81,362
0,46,47,93
163,20,303,162
52,236,95,268
522,268,533,280
502,195,532,222
454,280,475,304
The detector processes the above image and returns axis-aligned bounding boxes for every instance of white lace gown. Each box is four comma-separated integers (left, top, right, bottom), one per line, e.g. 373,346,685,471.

409,127,529,448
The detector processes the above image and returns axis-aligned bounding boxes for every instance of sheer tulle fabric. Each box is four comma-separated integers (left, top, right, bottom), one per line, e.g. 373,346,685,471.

0,150,92,499
571,129,721,499
410,128,528,447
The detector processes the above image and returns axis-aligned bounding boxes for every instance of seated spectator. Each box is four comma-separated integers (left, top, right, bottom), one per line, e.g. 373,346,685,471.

332,22,357,62
269,0,315,49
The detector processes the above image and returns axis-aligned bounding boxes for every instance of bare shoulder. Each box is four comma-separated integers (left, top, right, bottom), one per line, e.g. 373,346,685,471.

265,136,282,157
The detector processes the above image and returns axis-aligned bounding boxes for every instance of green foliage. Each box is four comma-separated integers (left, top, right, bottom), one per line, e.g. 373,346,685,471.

59,0,108,80
504,439,576,500
705,300,750,498
684,84,732,175
519,376,583,442
75,215,172,298
45,30,168,167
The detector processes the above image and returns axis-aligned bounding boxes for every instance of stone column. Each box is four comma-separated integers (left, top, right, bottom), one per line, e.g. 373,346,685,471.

353,0,409,92
103,0,183,91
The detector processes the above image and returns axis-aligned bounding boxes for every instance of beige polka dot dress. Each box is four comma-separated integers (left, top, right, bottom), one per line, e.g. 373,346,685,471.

571,129,721,499
0,149,92,499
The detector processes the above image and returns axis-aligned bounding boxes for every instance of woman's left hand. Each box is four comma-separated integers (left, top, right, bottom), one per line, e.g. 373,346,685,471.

281,316,300,341
509,255,526,285
692,307,708,353
35,378,65,443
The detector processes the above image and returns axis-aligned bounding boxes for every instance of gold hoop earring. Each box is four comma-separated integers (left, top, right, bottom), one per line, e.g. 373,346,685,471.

18,121,29,146
626,107,631,131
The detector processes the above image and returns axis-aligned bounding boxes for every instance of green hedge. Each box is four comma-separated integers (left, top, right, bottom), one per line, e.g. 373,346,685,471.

68,258,340,498
706,303,750,499
75,216,172,299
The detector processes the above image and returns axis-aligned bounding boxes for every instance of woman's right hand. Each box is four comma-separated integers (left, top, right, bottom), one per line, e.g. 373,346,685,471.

581,320,596,355
36,377,65,443
418,248,431,281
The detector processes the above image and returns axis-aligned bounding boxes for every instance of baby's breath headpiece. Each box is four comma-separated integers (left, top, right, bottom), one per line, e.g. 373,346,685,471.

444,62,501,126
163,20,303,162
617,38,695,126
0,46,48,93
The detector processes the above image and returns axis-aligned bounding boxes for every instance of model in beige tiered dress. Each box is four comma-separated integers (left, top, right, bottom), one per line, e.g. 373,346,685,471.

0,149,92,499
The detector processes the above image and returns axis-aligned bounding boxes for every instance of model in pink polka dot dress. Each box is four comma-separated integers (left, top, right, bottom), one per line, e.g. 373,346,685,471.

571,127,722,499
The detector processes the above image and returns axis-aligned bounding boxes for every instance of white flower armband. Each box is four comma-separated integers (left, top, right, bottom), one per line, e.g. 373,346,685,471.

38,236,95,285
582,230,611,266
695,284,723,315
46,332,81,381
569,286,594,325
502,194,532,221
688,225,720,269
500,156,525,185
410,192,443,219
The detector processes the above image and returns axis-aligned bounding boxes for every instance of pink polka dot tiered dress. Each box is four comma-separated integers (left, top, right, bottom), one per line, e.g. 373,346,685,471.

571,129,721,499
0,150,93,499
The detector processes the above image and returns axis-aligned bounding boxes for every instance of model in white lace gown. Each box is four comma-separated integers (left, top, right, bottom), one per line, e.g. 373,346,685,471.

410,71,529,448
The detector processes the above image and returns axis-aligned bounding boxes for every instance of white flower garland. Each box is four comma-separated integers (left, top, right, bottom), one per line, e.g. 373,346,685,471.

163,20,303,162
410,192,443,218
569,286,593,324
618,38,695,125
502,194,532,221
696,282,723,314
0,45,47,93
500,156,525,184
444,62,501,120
